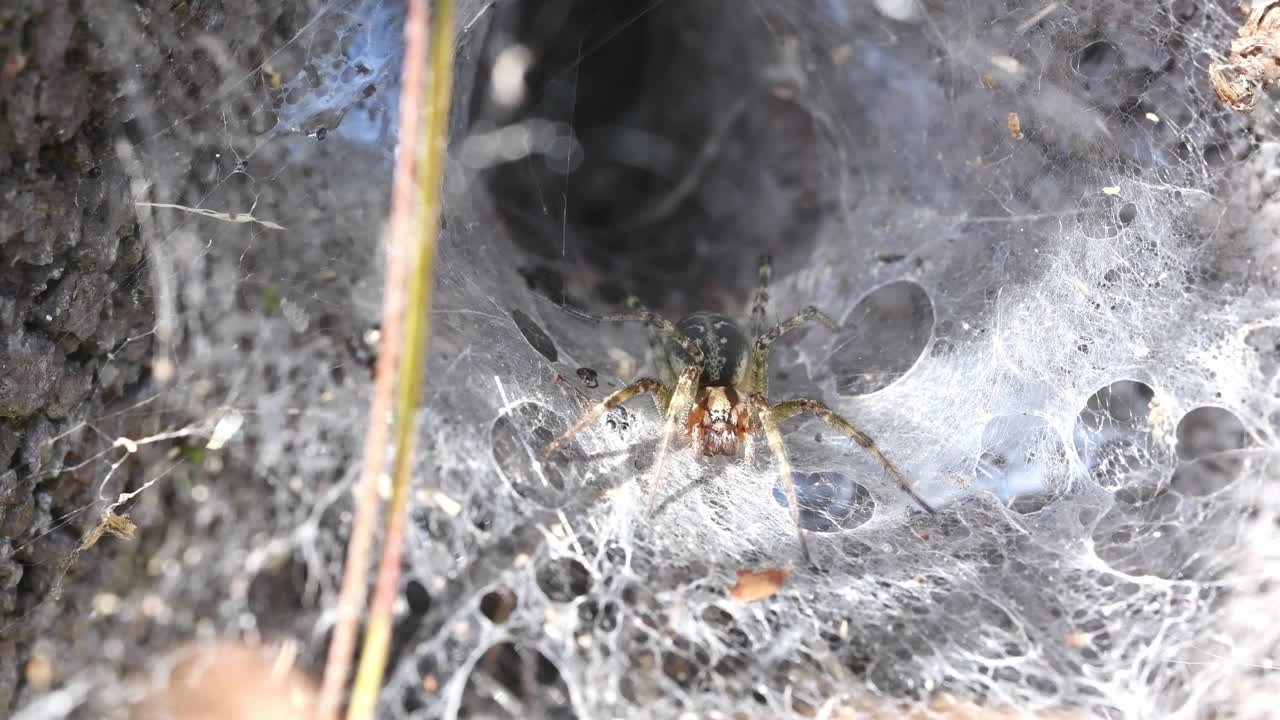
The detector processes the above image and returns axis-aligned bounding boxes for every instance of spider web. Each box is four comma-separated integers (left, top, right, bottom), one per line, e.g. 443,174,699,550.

6,0,1280,719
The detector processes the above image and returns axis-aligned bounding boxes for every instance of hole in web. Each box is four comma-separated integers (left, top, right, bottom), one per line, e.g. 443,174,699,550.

770,470,876,532
460,642,577,719
491,401,585,508
1075,191,1138,242
480,586,517,624
536,556,593,602
404,579,432,617
975,414,1068,513
511,309,559,363
1245,325,1280,379
245,551,310,634
1170,406,1249,496
831,280,933,396
1073,39,1121,80
1073,380,1169,492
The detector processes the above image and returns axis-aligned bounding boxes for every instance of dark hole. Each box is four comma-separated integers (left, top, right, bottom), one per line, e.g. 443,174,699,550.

832,280,934,396
771,471,876,532
603,542,626,566
461,642,576,719
467,493,495,532
480,587,517,624
599,601,619,631
519,264,567,305
405,579,432,616
1175,406,1248,461
576,367,599,388
1074,380,1168,491
245,553,309,633
536,556,593,601
662,651,698,685
471,0,827,312
1075,40,1120,79
511,309,558,363
1170,406,1249,496
491,401,581,508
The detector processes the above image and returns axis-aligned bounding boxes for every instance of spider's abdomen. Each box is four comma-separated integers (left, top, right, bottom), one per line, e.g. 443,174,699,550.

674,312,748,387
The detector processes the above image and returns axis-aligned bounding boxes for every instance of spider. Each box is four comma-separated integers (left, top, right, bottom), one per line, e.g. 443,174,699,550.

540,255,935,559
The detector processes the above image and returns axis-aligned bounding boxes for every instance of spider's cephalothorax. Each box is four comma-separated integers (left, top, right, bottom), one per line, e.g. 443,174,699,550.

688,385,750,457
542,256,936,563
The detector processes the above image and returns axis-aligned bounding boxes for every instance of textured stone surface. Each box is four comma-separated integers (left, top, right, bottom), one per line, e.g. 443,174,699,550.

0,0,170,711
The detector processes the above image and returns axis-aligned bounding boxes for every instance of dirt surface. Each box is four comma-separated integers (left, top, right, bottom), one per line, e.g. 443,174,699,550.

0,1,297,712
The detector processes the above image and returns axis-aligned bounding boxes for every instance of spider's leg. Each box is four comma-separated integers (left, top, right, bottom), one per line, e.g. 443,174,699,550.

770,398,935,514
745,306,839,393
750,254,773,339
541,378,669,457
748,392,813,564
561,307,704,366
628,294,678,388
645,364,700,513
756,306,839,349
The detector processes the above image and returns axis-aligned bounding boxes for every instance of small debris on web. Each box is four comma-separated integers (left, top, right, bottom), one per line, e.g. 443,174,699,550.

728,567,790,603
1210,1,1280,112
206,409,245,450
85,512,138,548
134,202,287,230
1066,632,1091,648
1007,112,1025,140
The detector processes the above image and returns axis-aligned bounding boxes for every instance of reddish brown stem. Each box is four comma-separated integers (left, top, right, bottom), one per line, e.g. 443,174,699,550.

313,0,429,717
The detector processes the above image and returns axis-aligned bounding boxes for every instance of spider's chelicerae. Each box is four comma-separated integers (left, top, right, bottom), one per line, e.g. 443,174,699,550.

542,256,934,559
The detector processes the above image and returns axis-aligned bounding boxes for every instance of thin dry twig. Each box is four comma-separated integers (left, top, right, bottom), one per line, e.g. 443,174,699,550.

313,0,430,716
1210,1,1280,112
345,0,456,717
133,202,286,230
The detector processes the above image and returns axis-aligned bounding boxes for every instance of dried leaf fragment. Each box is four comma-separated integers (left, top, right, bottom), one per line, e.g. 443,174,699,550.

82,511,137,551
1007,111,1025,140
729,567,789,603
1209,1,1280,112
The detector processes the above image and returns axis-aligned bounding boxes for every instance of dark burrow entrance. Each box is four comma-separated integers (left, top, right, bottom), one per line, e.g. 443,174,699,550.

468,0,837,315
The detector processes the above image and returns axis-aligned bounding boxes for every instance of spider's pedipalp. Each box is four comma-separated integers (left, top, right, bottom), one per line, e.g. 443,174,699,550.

770,398,935,515
645,364,701,513
541,378,668,458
